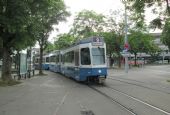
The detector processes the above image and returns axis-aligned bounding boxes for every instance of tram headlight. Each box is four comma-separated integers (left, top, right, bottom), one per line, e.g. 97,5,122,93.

98,70,101,73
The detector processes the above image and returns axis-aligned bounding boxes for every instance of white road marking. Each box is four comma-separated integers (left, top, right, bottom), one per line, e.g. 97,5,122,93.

54,91,70,115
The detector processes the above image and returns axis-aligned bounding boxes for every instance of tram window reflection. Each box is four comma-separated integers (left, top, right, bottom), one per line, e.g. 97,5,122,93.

92,48,105,65
81,48,91,65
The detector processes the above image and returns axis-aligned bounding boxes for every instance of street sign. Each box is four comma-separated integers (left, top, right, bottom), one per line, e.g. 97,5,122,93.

123,49,128,53
124,43,130,51
120,51,129,57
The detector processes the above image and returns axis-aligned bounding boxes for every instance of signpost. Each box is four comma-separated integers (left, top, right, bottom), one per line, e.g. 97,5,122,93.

123,0,129,73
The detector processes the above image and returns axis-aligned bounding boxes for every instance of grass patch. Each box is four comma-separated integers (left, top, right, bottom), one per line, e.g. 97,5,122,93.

0,80,21,87
167,80,170,83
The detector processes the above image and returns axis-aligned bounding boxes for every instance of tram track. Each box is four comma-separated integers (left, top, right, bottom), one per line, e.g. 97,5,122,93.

108,76,146,84
105,84,170,115
108,77,170,94
88,84,137,115
88,84,170,115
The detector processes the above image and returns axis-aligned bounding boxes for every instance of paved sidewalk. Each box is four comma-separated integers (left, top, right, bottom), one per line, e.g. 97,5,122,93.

0,71,133,115
108,65,170,92
0,66,170,115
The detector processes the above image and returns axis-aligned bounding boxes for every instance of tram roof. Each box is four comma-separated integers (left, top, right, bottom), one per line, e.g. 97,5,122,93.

60,36,105,51
75,36,104,45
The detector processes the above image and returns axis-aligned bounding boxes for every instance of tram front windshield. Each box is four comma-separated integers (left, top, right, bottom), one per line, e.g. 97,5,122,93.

92,48,105,65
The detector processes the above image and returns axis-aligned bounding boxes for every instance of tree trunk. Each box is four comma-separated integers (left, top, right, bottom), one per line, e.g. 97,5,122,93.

118,53,121,68
109,51,112,67
1,47,12,81
134,53,137,66
39,46,43,75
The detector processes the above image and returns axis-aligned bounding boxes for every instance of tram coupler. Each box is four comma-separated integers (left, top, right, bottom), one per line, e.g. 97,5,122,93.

98,77,106,84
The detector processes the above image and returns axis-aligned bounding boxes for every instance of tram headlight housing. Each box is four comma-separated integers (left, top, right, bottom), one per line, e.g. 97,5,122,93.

98,70,101,73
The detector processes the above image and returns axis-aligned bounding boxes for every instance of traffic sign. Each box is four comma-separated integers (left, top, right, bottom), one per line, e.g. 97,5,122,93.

124,43,130,51
124,43,129,49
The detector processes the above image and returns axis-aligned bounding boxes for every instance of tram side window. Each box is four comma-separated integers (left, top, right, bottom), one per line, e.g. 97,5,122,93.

46,57,49,63
81,48,91,65
50,56,56,63
56,55,59,64
75,51,79,66
64,51,74,64
43,58,45,63
61,55,64,64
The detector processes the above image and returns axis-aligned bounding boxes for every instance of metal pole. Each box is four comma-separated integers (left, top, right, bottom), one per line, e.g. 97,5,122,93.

124,1,129,73
162,51,164,64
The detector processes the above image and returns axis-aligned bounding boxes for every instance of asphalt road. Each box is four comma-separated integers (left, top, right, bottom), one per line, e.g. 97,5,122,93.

107,65,170,115
0,65,170,115
0,71,131,115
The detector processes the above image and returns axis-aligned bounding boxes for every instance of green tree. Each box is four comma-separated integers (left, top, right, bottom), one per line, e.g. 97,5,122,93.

148,43,161,63
97,32,123,67
128,30,160,65
126,0,170,49
70,10,106,39
32,0,69,75
45,42,55,53
54,33,75,50
162,19,170,49
104,10,125,68
0,0,38,81
0,0,69,80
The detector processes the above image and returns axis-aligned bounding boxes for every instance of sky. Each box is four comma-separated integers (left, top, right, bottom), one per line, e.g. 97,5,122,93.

48,0,160,42
48,0,124,41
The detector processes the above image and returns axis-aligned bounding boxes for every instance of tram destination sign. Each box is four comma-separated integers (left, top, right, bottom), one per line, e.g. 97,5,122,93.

92,37,103,46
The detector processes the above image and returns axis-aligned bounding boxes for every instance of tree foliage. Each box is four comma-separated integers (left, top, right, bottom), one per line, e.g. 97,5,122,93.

45,42,55,53
30,0,69,75
105,10,125,35
0,0,36,50
128,30,160,64
31,0,69,49
0,0,69,80
126,0,170,49
0,0,39,81
162,18,170,49
98,32,124,67
54,34,75,50
99,32,123,59
70,10,106,39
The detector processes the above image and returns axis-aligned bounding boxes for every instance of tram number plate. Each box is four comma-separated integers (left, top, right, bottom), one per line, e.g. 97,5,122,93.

92,37,103,46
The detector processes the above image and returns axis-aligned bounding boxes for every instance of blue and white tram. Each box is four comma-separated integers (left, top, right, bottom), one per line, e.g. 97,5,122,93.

49,50,61,73
34,54,50,70
49,52,56,72
42,55,50,70
60,36,107,83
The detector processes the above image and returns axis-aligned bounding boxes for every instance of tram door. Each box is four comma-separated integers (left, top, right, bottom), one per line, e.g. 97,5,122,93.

74,50,79,80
